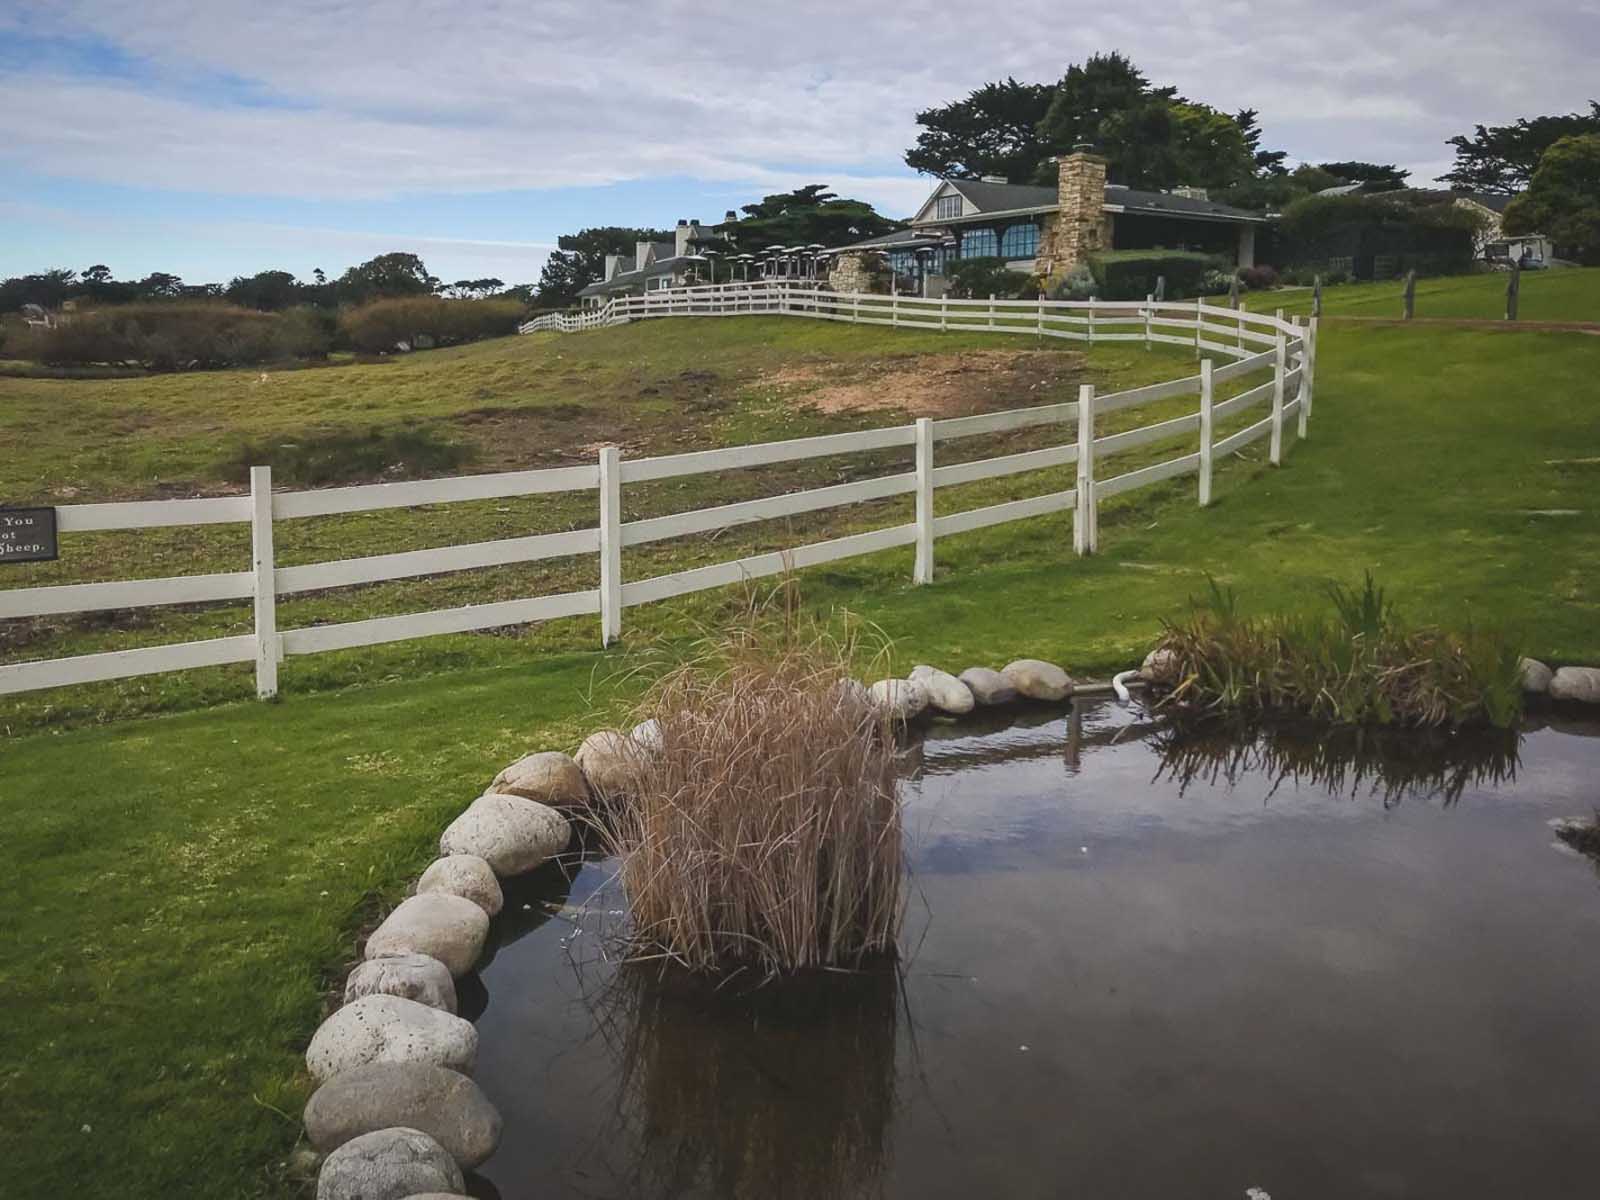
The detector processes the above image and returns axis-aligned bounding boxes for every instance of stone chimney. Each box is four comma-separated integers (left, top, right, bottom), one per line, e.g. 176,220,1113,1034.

635,241,654,272
1045,148,1111,277
675,218,691,258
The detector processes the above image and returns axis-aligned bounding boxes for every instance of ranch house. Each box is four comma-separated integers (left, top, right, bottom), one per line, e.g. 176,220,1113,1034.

828,149,1267,294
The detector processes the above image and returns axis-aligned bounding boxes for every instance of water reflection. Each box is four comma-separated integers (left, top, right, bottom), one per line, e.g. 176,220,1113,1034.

1152,715,1522,807
589,963,899,1200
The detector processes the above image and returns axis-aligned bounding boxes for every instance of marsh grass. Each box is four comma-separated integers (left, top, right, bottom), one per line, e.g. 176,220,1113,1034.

594,583,906,974
1156,573,1525,728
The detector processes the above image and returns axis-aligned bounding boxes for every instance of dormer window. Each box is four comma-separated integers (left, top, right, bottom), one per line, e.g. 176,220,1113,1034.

935,194,962,220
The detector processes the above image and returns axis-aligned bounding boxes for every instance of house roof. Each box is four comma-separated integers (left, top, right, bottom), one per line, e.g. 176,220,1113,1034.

912,177,1264,226
579,253,700,296
832,228,946,253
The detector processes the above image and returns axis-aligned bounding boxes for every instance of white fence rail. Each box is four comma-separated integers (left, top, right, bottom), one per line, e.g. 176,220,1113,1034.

2,286,1316,700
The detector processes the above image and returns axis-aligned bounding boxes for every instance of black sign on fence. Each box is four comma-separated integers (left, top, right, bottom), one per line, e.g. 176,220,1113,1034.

0,507,59,563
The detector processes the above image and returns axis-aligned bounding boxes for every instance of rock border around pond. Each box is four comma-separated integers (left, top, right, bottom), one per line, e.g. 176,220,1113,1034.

302,648,1600,1194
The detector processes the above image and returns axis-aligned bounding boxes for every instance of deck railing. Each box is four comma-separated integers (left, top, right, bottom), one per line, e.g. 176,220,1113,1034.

1,286,1315,700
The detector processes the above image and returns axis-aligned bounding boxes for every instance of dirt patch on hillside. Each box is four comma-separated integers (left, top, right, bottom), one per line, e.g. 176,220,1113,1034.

760,350,1087,418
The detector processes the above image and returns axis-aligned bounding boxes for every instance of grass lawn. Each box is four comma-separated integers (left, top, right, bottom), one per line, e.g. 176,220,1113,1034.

1246,263,1600,323
2,298,1599,1199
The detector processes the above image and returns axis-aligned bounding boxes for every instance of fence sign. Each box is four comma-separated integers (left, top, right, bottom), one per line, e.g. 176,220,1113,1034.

0,507,58,563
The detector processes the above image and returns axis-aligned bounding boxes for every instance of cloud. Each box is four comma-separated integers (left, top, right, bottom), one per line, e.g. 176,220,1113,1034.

3,0,1593,209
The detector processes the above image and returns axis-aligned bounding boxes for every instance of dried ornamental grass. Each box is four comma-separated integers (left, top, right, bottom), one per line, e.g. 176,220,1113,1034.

597,624,905,974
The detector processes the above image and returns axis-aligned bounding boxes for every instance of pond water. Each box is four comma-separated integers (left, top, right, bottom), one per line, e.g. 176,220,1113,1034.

466,699,1600,1200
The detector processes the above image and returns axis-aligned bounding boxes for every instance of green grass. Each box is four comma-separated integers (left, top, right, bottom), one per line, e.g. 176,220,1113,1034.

3,302,1600,1199
1245,264,1600,322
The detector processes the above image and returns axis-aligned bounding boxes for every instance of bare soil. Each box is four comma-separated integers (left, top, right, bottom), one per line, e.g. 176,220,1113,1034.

759,349,1088,417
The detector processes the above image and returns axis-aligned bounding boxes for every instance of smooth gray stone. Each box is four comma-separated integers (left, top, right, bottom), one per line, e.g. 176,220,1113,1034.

316,1128,463,1200
910,665,975,715
1550,666,1600,703
344,954,457,1014
489,750,590,808
304,1063,502,1169
364,893,489,978
439,796,569,879
1001,658,1073,701
957,666,1017,706
868,678,928,721
416,855,502,918
306,995,477,1084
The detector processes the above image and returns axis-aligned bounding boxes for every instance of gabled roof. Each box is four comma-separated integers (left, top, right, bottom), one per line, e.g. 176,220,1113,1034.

910,176,1264,227
1107,185,1266,223
833,228,946,253
949,179,1058,212
579,253,701,296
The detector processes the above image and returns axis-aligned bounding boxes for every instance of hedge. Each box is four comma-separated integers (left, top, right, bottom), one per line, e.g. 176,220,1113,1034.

13,303,331,371
1087,250,1229,301
338,298,527,354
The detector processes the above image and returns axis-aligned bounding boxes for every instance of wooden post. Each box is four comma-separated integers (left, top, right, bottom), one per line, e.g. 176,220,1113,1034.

1194,298,1202,357
249,466,278,699
1312,274,1323,318
1228,272,1241,310
914,418,934,584
1293,316,1309,439
598,445,622,646
1402,269,1416,319
1198,360,1214,507
1074,384,1097,555
1506,263,1520,321
891,289,899,328
940,294,948,331
1155,274,1166,302
1037,292,1045,343
1270,331,1286,466
1144,293,1153,350
1088,295,1096,345
989,293,996,329
1304,315,1318,433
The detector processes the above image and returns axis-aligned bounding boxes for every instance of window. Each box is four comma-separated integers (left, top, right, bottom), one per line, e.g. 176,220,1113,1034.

1001,221,1040,259
935,193,962,220
961,227,998,258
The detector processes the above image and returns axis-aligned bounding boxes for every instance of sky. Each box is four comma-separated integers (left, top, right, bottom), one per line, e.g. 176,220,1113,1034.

1,0,1594,287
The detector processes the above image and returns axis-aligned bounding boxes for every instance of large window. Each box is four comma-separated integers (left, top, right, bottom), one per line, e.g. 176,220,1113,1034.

1001,221,1040,259
935,193,962,220
961,227,998,258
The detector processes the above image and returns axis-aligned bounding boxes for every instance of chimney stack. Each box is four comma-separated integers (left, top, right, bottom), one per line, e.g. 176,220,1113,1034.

1051,148,1110,276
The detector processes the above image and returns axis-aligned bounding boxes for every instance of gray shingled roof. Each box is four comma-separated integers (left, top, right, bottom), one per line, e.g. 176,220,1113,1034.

920,178,1262,223
833,228,943,253
579,253,700,296
948,179,1058,212
1106,185,1263,221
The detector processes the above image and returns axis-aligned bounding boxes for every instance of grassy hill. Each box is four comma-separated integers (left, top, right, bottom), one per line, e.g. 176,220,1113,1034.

1246,264,1600,322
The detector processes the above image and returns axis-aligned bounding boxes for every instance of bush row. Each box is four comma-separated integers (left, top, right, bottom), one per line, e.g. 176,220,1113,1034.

10,297,529,371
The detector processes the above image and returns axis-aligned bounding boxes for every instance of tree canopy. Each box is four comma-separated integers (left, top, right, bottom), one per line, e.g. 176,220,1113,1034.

906,52,1269,192
534,226,671,309
720,185,901,250
1442,102,1600,194
1503,134,1600,264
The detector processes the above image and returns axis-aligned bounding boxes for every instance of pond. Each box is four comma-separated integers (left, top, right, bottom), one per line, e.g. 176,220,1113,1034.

465,698,1600,1200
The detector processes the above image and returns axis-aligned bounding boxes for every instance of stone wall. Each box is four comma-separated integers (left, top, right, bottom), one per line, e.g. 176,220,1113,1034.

827,252,880,294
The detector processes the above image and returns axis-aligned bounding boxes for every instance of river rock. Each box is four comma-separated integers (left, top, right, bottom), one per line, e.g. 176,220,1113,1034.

631,719,664,752
909,665,975,715
489,750,590,808
576,730,641,797
416,855,502,918
439,794,569,878
306,995,478,1083
1550,666,1600,704
316,1127,463,1200
1140,647,1181,686
304,1063,502,1169
1518,657,1553,694
364,894,489,978
344,954,457,1014
958,666,1017,706
868,678,928,721
1001,659,1073,701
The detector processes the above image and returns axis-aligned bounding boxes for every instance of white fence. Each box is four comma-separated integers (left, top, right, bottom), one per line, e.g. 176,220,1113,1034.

1,287,1315,701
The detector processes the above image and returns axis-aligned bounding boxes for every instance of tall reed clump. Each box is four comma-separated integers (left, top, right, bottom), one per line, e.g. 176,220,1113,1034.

1155,573,1524,729
597,602,904,975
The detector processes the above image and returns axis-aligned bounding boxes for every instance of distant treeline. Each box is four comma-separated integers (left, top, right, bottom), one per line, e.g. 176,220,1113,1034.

0,252,536,316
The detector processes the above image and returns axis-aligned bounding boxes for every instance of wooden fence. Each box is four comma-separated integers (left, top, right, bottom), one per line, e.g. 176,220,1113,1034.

1,288,1315,700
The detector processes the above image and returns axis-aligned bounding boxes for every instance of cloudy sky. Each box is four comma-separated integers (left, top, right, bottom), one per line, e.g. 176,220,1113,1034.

1,0,1593,285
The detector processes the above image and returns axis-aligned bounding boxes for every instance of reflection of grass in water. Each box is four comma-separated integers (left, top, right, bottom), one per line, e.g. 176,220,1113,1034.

590,961,899,1200
1152,716,1521,807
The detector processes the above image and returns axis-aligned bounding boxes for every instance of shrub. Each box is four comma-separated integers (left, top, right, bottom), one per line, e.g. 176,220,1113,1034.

595,596,904,974
945,256,1039,300
13,302,329,370
1278,193,1482,278
337,297,526,354
1237,264,1279,290
1048,262,1097,301
1087,249,1229,300
1151,574,1524,729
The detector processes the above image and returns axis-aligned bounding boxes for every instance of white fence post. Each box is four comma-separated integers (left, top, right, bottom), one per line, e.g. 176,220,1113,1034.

914,417,934,584
1270,331,1286,466
1074,383,1097,556
1037,293,1045,341
1194,298,1202,357
989,293,996,329
1088,297,1096,346
940,295,948,331
1302,316,1318,435
892,290,900,328
1198,359,1214,507
598,445,622,646
1144,294,1153,350
853,290,861,323
249,465,279,699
